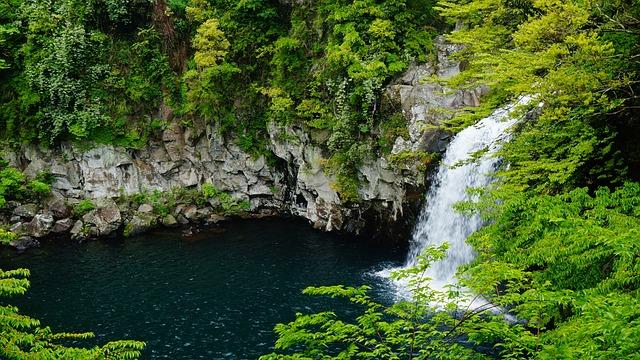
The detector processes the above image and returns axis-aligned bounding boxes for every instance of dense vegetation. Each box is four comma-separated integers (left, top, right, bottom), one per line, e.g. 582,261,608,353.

0,0,439,200
1,0,639,358
262,0,640,359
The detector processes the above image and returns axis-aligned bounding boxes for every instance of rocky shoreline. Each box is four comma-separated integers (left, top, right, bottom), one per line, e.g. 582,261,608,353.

1,37,483,251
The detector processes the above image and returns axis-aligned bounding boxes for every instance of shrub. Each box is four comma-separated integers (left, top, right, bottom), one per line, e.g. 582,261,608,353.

27,180,51,199
74,199,96,217
0,229,16,245
201,183,219,200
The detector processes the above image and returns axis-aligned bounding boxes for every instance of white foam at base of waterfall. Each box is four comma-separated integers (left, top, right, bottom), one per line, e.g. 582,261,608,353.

376,97,531,308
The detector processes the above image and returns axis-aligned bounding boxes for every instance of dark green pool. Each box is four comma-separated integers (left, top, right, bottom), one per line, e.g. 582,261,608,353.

0,218,403,359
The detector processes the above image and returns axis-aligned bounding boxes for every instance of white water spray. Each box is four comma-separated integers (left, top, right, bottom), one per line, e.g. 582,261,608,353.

378,98,529,299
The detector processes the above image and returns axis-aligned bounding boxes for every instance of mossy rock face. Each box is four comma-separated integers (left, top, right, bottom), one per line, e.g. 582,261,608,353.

124,214,156,238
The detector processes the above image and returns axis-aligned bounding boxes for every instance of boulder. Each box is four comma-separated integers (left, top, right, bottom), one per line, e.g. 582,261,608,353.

208,214,228,224
9,222,22,233
52,218,74,233
182,205,198,221
124,215,154,237
137,203,154,213
196,207,212,219
9,236,40,251
25,213,55,238
12,204,38,219
70,220,86,242
46,196,70,219
162,214,178,227
82,198,122,237
176,214,189,225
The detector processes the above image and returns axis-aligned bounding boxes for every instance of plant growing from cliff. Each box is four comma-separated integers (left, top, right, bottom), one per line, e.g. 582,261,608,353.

73,199,95,217
0,267,145,359
389,150,437,171
0,167,25,208
27,172,52,200
0,166,52,207
200,183,218,200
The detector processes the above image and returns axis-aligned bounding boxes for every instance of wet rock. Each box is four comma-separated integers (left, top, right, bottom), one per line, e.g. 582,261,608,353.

13,204,38,219
138,203,154,214
176,214,189,225
208,214,228,224
82,198,121,237
196,207,212,220
52,218,74,233
70,220,86,242
25,213,54,238
46,196,70,219
10,236,39,251
10,222,22,233
162,214,178,227
125,215,154,237
182,205,198,221
182,227,193,237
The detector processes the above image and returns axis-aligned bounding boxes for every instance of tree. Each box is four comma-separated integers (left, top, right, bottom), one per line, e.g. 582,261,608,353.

193,18,230,69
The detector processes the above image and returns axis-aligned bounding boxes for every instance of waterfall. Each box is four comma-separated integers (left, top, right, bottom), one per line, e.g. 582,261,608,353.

400,98,528,293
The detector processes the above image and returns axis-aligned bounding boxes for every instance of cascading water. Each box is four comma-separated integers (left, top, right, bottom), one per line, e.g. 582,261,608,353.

384,98,530,297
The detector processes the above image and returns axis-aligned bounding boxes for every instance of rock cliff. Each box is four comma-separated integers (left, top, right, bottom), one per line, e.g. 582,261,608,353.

1,37,482,246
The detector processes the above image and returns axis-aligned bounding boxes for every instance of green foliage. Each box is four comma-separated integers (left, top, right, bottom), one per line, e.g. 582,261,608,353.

454,182,640,359
27,180,51,199
389,150,437,171
0,165,52,208
0,167,25,208
193,18,229,69
262,246,529,359
0,0,177,145
0,267,145,359
0,229,16,246
439,0,639,192
200,183,218,200
1,0,441,199
73,199,96,217
377,112,409,154
199,183,250,214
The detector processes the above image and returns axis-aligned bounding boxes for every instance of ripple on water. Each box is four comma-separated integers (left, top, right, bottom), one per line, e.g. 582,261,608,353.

0,218,403,359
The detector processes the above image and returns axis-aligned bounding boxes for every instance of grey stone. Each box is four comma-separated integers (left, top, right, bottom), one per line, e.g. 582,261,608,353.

25,213,55,238
10,222,23,233
176,214,189,225
82,198,121,237
46,197,70,219
10,236,39,251
196,207,212,219
162,214,178,227
182,205,198,221
13,204,38,219
70,220,86,242
125,215,154,237
208,214,227,224
138,203,154,213
70,220,84,236
52,218,74,233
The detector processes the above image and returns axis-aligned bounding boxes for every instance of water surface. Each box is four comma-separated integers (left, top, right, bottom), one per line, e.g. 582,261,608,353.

0,218,402,359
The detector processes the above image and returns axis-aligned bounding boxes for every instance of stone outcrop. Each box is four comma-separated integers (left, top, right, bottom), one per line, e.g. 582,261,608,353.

385,37,488,155
1,37,480,247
